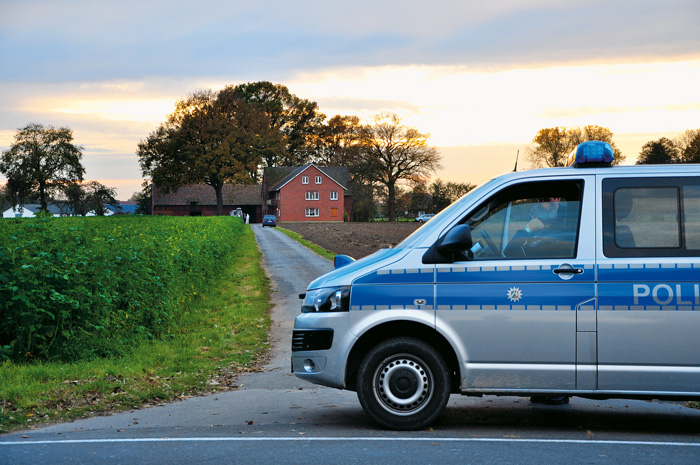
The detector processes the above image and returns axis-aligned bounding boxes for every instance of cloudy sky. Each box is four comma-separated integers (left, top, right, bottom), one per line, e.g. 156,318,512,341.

1,0,699,199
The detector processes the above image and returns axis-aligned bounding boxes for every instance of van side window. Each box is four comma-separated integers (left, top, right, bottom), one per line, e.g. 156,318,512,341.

613,187,679,248
462,180,583,261
603,177,700,257
683,185,700,250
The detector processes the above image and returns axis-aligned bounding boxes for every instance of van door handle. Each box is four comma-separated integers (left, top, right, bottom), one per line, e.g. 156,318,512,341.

553,265,584,275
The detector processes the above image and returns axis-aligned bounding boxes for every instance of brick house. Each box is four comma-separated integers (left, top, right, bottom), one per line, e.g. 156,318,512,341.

262,164,351,222
152,184,263,221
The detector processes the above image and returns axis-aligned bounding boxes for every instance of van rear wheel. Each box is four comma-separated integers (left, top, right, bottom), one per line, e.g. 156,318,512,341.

356,338,450,430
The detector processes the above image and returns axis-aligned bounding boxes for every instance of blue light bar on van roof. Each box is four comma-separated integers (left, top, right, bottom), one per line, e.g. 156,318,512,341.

566,140,614,167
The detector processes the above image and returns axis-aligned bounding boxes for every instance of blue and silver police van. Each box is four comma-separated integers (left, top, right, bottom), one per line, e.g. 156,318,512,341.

292,141,700,430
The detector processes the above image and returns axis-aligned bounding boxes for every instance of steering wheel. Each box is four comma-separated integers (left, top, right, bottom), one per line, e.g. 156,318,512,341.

480,230,500,257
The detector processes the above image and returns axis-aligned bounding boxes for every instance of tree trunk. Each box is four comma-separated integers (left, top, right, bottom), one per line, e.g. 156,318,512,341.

38,181,48,212
387,181,396,222
214,183,224,216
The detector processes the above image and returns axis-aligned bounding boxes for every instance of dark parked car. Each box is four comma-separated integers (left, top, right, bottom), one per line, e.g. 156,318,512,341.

262,215,277,227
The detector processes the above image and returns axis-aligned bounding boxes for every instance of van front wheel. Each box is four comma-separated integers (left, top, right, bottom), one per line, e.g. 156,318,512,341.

356,338,450,430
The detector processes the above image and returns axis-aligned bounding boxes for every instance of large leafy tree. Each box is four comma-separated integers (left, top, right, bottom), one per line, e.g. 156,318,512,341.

230,81,326,166
356,114,441,222
137,89,284,215
0,123,85,210
636,137,680,164
527,125,625,168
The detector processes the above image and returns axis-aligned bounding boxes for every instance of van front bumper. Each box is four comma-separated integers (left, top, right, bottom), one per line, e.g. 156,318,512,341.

291,311,355,390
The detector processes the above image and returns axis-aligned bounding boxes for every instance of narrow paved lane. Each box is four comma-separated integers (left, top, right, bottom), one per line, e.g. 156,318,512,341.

2,224,700,464
240,224,333,389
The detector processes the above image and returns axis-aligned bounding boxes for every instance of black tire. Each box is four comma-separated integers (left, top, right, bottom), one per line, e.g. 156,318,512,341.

356,338,451,430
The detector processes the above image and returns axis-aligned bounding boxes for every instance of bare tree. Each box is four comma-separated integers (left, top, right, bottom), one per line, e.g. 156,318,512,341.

356,114,441,221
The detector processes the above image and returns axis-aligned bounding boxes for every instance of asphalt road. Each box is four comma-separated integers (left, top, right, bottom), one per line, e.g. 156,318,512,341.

2,224,700,464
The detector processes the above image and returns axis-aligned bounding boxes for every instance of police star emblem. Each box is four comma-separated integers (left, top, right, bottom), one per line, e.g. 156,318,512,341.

507,287,523,302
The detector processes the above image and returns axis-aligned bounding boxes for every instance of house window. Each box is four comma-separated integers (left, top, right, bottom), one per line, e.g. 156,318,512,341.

331,208,338,217
315,176,322,184
305,208,320,217
330,191,338,201
305,191,320,200
302,176,309,184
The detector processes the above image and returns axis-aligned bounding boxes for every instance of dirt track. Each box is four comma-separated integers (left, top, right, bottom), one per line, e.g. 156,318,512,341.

279,221,422,259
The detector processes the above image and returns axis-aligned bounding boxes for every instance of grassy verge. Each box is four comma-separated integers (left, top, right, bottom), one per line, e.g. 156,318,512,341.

0,226,270,434
276,227,336,260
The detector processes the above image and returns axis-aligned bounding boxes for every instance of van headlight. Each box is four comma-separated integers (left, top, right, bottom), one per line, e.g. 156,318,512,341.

301,286,351,313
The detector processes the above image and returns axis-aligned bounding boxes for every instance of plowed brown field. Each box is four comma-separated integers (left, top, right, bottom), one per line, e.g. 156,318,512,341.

279,222,422,259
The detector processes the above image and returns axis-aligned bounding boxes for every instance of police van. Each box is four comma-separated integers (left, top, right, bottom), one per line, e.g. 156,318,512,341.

292,141,700,430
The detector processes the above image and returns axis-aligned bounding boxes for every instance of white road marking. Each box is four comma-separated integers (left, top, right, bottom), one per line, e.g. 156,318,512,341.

2,437,699,447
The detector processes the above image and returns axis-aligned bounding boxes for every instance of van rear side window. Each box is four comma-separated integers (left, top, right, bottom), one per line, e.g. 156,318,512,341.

603,177,700,257
613,187,680,249
682,185,700,250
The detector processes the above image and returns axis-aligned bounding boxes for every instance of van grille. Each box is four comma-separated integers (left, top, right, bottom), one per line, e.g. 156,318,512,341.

292,330,333,351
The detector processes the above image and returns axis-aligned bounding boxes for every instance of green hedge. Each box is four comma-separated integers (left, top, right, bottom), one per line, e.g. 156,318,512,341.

0,216,244,362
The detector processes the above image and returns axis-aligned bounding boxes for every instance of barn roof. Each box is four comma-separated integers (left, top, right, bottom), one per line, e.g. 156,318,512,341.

152,184,262,206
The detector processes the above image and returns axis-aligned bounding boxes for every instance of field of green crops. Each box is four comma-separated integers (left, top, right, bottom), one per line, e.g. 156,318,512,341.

0,215,246,363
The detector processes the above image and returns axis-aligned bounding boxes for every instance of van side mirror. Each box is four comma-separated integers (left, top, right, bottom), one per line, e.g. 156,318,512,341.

423,224,473,264
437,224,473,254
334,254,355,269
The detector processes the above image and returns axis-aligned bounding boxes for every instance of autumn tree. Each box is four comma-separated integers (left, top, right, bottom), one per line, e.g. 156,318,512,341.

0,123,85,210
313,115,362,166
313,114,378,220
675,129,700,163
527,125,625,168
229,81,326,166
636,137,680,164
137,89,284,215
527,127,570,168
356,114,441,221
